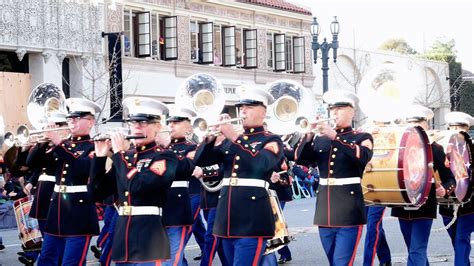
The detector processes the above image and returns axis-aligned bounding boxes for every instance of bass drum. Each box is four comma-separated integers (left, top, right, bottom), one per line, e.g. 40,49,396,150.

429,130,473,204
264,189,291,255
14,197,42,251
362,126,433,207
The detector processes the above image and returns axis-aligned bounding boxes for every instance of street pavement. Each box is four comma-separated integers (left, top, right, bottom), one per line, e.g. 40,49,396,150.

0,197,472,265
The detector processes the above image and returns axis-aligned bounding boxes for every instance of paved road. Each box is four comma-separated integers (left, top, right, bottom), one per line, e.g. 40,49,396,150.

0,197,472,265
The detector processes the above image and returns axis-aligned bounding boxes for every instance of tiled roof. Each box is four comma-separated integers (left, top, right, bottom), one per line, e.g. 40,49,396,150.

242,0,312,15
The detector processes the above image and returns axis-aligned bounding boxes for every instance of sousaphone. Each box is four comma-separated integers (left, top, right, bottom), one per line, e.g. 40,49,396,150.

265,79,316,135
175,73,226,192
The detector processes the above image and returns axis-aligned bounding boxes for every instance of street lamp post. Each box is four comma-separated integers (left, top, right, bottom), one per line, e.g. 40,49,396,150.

311,16,340,93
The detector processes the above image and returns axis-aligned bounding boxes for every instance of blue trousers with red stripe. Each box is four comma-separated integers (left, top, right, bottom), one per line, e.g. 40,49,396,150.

442,213,474,266
319,225,363,266
363,206,391,266
190,194,206,253
221,237,267,266
163,226,192,266
200,208,227,266
96,206,116,248
100,209,118,266
117,262,164,265
37,234,91,266
398,218,432,266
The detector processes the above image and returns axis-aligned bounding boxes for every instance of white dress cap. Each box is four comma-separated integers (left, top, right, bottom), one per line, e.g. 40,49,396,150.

122,97,169,121
66,98,101,117
167,107,197,122
404,105,434,122
323,90,359,108
445,111,473,127
47,112,67,124
235,85,275,107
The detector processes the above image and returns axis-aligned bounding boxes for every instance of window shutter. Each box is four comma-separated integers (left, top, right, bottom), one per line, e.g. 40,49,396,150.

293,36,305,73
199,22,214,64
274,34,285,71
222,26,236,66
137,12,151,57
244,29,257,68
164,16,178,60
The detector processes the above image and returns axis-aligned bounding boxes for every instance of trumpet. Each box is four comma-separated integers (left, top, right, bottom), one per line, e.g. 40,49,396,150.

206,117,245,137
16,125,71,145
297,118,336,133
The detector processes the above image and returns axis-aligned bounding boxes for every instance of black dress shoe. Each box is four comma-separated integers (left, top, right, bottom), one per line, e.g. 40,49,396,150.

18,256,34,266
380,262,392,266
17,251,26,256
278,257,292,264
0,244,5,250
90,245,102,259
193,253,202,261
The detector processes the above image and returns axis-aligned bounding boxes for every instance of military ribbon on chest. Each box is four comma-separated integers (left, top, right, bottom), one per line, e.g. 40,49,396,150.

136,158,152,172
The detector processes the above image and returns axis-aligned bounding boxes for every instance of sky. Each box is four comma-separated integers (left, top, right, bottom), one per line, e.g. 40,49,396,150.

290,0,473,72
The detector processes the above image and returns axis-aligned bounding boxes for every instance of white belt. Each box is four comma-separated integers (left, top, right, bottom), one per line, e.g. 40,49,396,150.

319,177,361,186
222,178,269,189
54,184,88,193
118,206,162,216
171,181,189,188
38,174,56,182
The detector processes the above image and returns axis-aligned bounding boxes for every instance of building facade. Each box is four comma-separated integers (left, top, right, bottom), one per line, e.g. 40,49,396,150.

105,0,315,117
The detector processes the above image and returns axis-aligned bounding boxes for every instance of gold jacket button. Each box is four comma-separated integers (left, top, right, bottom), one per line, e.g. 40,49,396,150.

236,156,240,160
218,195,221,199
71,144,76,148
79,199,83,203
61,178,66,182
330,162,334,166
350,191,354,195
234,165,239,169
65,164,69,168
251,196,256,200
244,144,249,148
125,156,129,160
178,194,182,197
329,170,334,174
128,163,132,167
125,191,129,196
231,173,237,177
243,136,249,140
331,154,336,158
237,140,242,144
333,148,338,152
62,171,67,174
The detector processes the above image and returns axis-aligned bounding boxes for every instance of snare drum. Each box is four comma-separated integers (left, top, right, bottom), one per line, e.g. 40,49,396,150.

362,126,433,207
429,130,473,204
264,189,291,255
14,197,42,251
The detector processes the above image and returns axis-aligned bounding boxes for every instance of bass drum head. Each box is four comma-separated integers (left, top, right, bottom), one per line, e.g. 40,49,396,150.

399,126,432,206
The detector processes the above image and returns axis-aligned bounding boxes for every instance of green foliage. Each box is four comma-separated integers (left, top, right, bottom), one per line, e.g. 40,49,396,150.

421,38,457,63
378,38,417,55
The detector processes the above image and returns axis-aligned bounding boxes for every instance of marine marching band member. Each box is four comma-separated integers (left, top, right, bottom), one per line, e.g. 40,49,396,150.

91,96,178,265
295,90,374,265
19,112,68,266
161,107,199,266
37,98,101,266
193,86,284,265
391,105,456,266
439,111,474,266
